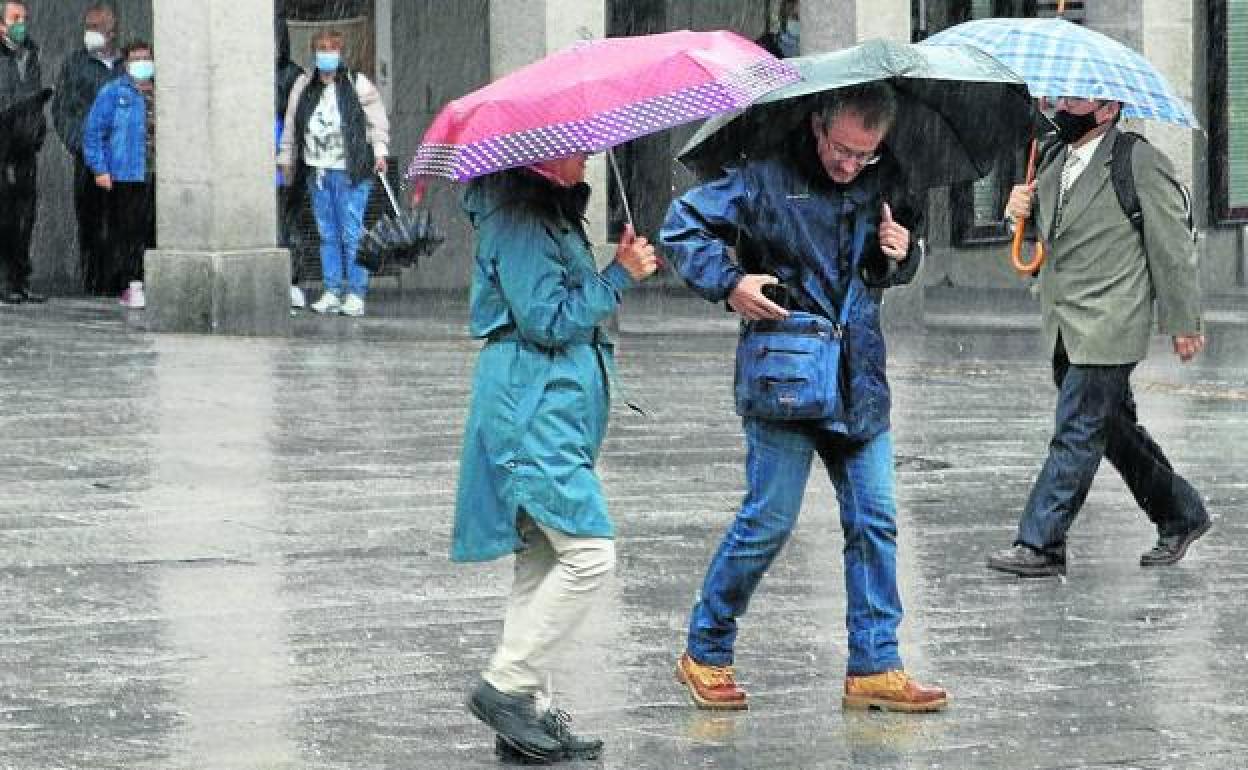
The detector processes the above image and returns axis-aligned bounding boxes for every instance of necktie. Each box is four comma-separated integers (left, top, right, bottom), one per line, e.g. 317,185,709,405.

1053,151,1081,231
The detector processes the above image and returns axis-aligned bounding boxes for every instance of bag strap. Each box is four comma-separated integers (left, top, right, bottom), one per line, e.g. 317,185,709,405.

1110,131,1144,232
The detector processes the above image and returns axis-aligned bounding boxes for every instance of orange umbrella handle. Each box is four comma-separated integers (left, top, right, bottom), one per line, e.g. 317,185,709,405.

1009,0,1064,274
1010,138,1046,274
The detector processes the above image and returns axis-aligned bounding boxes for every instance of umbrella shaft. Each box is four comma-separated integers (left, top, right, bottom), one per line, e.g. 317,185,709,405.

607,148,635,231
377,170,402,216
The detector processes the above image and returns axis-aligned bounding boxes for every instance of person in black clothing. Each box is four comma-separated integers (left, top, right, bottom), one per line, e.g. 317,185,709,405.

51,3,122,296
0,0,47,304
275,14,308,308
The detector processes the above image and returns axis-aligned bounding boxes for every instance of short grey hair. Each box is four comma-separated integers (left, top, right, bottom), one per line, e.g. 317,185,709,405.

814,82,899,133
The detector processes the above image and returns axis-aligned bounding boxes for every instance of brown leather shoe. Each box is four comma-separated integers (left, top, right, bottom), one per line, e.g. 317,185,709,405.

843,670,948,713
676,652,748,711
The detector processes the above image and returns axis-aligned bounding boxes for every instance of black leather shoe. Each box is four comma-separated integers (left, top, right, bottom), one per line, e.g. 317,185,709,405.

494,708,603,764
1,290,23,305
466,680,560,763
17,289,46,303
987,544,1066,577
1140,519,1211,566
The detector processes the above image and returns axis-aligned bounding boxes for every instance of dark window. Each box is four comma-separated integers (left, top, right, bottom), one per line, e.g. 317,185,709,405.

1210,0,1248,223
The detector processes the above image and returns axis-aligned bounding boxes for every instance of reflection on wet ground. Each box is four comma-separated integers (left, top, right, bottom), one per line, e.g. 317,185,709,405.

0,294,1244,768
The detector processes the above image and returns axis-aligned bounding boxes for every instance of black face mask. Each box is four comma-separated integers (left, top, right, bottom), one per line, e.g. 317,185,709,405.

1052,109,1101,144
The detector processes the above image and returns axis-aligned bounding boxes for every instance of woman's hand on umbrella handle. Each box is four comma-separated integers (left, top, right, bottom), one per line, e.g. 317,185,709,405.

728,274,789,321
375,156,388,174
615,224,658,282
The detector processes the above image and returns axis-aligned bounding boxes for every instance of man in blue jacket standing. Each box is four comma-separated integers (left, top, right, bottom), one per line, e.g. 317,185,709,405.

83,40,155,307
661,83,947,713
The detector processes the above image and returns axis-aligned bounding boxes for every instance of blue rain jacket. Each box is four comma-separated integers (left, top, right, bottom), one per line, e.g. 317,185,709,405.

452,170,637,563
661,140,923,442
83,75,148,182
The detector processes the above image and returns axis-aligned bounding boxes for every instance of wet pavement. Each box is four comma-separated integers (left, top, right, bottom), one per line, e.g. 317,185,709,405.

1,292,1246,769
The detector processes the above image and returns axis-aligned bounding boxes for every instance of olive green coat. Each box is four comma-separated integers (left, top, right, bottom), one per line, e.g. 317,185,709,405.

1032,126,1201,365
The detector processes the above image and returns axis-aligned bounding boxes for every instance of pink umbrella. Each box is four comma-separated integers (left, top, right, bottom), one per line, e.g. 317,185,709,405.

406,30,799,196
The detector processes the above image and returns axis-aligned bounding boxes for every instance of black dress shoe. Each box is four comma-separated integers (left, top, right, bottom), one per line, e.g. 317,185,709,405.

986,544,1066,577
1140,519,1211,566
494,708,604,763
466,680,560,763
17,289,46,303
1,290,23,305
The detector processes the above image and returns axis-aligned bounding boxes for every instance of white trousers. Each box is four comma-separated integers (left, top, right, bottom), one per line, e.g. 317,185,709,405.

484,516,615,696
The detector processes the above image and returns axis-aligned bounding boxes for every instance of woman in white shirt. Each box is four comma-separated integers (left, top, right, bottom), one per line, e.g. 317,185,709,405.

278,28,389,318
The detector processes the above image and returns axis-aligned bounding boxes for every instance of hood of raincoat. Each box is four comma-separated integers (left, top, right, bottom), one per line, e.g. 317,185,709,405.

463,168,592,231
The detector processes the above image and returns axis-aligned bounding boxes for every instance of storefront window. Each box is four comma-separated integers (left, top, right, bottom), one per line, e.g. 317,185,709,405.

1211,0,1248,223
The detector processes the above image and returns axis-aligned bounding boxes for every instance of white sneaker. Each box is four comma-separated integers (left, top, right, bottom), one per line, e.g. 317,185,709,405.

120,281,146,309
290,286,306,309
310,292,341,314
340,293,365,317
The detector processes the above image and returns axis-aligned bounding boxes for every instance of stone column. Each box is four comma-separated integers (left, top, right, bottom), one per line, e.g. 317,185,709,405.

489,0,609,260
804,0,911,55
1137,0,1196,186
145,1,289,335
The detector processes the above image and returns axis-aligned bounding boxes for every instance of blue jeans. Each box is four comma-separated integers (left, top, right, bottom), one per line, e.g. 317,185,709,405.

1016,339,1208,553
306,168,372,297
687,420,904,676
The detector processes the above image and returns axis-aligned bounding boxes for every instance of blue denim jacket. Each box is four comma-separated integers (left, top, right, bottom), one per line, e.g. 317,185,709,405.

661,153,922,441
83,76,147,182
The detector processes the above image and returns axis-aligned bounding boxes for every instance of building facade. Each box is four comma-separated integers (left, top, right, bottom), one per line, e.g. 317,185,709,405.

22,1,1247,324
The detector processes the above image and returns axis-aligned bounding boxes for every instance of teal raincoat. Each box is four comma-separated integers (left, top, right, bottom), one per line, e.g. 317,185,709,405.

451,170,637,562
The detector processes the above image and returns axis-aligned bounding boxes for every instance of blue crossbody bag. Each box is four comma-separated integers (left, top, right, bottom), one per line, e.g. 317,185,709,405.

732,202,869,426
733,304,851,424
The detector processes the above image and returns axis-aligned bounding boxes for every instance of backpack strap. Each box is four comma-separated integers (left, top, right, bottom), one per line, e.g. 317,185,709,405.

1110,131,1145,232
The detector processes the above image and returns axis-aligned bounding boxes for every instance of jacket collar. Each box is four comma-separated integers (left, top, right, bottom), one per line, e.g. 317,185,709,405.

783,128,879,204
1052,125,1118,237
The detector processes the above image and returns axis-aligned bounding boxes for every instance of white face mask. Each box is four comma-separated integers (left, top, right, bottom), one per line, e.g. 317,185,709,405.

84,30,108,52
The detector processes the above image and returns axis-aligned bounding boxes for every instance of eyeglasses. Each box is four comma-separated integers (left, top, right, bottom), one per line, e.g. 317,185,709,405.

818,132,881,167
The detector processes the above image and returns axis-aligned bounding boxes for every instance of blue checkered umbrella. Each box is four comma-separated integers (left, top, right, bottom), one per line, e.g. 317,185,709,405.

923,18,1199,129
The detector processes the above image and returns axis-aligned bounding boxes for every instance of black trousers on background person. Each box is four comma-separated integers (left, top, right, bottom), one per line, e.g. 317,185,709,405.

278,184,304,284
75,154,116,295
101,179,155,296
0,155,39,295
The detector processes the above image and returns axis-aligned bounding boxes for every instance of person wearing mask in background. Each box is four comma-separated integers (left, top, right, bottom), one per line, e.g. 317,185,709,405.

274,14,307,310
0,0,48,305
52,3,121,297
756,0,800,59
986,96,1210,578
82,40,155,309
278,29,389,319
